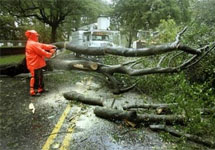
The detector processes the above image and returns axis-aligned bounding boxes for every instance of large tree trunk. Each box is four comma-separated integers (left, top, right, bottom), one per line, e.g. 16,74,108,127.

51,25,58,43
128,31,133,48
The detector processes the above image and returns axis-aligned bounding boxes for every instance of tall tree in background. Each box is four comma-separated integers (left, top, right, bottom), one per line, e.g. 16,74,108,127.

62,0,111,40
112,0,191,47
0,0,85,42
0,10,38,41
0,0,109,42
0,12,17,40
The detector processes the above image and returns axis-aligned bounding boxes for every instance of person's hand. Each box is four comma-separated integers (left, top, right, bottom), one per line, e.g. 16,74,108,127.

52,45,57,49
50,49,56,58
50,49,56,54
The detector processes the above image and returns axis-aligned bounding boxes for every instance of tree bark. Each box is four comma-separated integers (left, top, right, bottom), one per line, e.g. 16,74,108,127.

51,25,58,43
63,91,103,106
54,42,202,56
123,103,178,114
94,107,185,125
48,58,98,71
123,103,177,110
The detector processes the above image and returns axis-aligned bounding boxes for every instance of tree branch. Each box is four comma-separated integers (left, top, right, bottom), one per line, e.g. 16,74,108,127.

97,54,198,76
168,52,184,67
174,26,187,45
157,55,167,67
55,42,202,56
185,43,215,69
54,28,201,56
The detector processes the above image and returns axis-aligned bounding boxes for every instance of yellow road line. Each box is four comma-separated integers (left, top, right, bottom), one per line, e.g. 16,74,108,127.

42,104,71,150
59,110,81,150
59,124,75,150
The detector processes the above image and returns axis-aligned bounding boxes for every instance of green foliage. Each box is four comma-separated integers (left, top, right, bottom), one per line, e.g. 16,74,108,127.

182,23,215,46
111,0,191,47
191,0,215,26
0,0,110,42
0,14,17,40
156,19,180,43
162,74,215,136
185,51,215,85
136,71,215,142
103,55,121,65
178,22,215,85
130,5,215,146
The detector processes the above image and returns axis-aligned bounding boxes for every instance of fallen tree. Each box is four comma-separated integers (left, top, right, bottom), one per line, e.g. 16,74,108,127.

51,27,214,93
1,27,214,94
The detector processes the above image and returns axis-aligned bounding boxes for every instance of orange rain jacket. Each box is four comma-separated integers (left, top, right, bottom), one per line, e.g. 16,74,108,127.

25,30,55,70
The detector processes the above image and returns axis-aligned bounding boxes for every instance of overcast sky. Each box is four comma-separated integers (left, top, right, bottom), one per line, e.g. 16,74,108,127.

103,0,112,4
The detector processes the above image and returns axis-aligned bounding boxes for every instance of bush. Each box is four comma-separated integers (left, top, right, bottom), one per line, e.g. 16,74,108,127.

137,71,215,139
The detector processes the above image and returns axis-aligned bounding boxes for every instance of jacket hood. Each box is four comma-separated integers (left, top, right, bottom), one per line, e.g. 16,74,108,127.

25,30,39,42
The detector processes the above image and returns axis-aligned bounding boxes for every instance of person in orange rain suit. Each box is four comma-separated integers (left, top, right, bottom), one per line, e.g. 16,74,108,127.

25,30,56,96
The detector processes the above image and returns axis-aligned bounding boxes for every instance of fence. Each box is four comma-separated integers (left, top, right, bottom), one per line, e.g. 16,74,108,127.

0,40,26,56
0,40,26,47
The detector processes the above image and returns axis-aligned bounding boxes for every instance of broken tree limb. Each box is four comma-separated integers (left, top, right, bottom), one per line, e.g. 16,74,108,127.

95,54,200,77
137,114,185,125
123,103,178,114
63,91,103,106
94,107,137,121
101,72,137,94
123,104,215,115
94,107,185,125
150,125,215,148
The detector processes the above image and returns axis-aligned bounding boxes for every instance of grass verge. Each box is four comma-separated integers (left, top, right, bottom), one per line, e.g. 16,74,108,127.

0,54,25,65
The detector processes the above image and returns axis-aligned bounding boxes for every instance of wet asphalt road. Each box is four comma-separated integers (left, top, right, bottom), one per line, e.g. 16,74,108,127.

0,74,68,150
0,71,171,150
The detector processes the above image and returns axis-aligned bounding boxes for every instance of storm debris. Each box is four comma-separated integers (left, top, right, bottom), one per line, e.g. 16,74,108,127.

29,103,36,114
63,91,103,106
